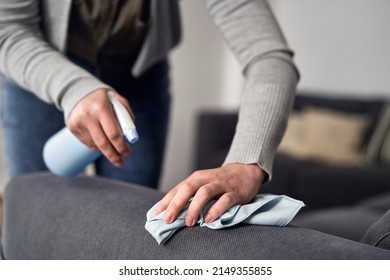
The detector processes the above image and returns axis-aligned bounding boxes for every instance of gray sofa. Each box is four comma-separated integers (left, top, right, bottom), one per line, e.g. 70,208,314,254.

1,172,390,259
195,94,390,242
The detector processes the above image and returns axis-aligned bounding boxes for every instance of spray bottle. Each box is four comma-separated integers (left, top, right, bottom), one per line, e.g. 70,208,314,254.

43,91,138,177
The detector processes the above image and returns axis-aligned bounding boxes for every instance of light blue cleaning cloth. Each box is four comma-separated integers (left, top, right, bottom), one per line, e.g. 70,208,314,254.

145,194,305,244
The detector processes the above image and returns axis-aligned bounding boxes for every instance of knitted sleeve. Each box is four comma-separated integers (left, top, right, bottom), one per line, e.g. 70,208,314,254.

204,0,299,180
0,0,111,120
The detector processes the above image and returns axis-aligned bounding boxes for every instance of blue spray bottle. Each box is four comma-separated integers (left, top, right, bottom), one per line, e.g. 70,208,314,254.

43,91,138,177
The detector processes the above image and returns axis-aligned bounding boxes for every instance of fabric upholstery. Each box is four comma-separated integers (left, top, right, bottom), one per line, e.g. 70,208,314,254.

2,173,390,259
361,209,390,250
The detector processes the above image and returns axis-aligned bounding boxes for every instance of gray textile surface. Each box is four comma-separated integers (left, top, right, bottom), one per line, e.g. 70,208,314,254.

290,192,390,242
2,173,390,260
291,207,384,242
361,209,390,250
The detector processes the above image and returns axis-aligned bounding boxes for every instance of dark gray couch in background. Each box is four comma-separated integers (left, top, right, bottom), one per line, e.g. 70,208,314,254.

195,93,390,241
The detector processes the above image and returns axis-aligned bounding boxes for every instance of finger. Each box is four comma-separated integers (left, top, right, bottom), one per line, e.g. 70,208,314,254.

204,192,237,223
164,178,205,224
99,107,131,157
151,188,178,217
185,183,223,227
66,114,94,147
81,132,100,152
88,122,124,167
73,126,103,151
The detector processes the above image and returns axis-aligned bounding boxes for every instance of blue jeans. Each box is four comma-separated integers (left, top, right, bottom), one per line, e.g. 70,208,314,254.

0,56,171,189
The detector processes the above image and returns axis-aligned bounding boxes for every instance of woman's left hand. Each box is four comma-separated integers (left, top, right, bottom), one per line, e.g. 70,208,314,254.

151,163,266,226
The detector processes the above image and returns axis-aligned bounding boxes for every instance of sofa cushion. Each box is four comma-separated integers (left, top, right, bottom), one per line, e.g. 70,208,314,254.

366,104,390,167
361,209,390,250
292,93,385,148
278,107,370,164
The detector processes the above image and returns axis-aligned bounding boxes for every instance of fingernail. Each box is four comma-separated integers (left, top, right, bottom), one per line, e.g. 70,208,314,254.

205,214,213,223
186,216,195,227
164,211,174,224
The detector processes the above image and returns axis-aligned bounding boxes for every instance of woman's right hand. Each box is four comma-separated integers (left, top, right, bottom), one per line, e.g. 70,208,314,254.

66,88,135,167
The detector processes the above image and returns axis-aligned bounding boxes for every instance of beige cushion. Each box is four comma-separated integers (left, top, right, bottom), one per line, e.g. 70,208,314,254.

278,107,370,164
380,130,390,166
366,104,390,166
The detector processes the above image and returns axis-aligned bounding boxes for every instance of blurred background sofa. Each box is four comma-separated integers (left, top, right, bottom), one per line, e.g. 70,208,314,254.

195,92,390,242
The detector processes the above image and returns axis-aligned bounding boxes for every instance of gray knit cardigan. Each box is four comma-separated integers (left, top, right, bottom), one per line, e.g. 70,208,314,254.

0,0,299,179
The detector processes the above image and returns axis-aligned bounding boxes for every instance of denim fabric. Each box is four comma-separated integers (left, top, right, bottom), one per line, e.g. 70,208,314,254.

0,57,170,189
2,173,390,260
145,195,305,244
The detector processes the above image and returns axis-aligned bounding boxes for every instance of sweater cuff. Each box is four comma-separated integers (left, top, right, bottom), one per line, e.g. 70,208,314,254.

223,83,295,182
60,77,113,121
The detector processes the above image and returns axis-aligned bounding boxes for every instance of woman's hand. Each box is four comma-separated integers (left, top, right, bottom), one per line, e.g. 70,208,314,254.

66,88,135,167
152,163,266,226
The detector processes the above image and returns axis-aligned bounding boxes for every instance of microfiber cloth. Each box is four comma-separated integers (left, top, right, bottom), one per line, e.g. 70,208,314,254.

145,194,305,244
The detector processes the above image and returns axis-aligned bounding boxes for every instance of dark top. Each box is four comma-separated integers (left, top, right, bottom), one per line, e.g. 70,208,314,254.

67,0,150,68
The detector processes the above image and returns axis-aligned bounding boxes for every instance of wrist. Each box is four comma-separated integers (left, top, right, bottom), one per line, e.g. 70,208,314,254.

225,162,266,185
62,83,113,121
245,163,266,184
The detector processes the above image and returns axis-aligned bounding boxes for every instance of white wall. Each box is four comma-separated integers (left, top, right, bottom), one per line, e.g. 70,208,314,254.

160,0,390,191
160,0,238,191
271,0,390,98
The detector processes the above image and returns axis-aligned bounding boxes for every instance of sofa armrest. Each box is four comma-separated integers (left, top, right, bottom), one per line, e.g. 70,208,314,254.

2,172,390,259
361,209,390,250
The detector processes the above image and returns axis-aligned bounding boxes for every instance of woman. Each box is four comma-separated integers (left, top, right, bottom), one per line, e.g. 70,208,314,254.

0,0,298,226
